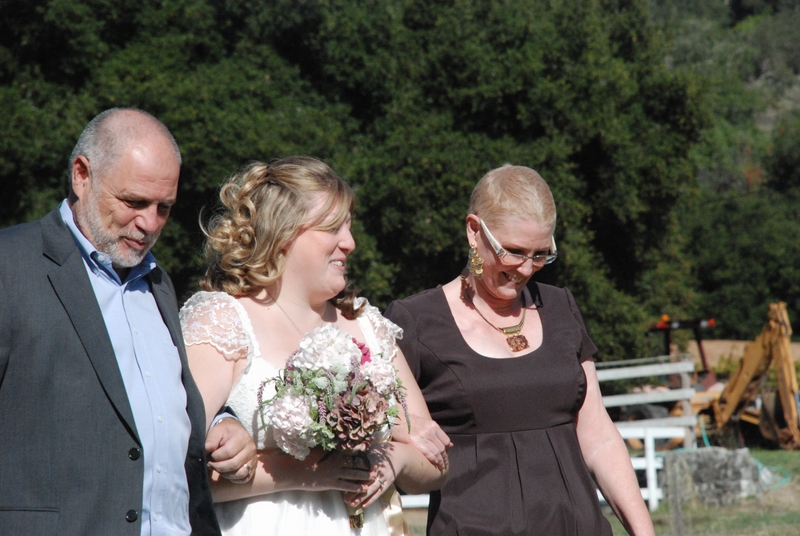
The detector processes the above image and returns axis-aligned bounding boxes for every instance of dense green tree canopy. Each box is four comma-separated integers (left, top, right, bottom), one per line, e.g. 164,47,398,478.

2,0,798,358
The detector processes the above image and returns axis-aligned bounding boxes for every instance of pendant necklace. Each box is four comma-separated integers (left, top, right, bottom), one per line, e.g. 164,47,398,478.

460,275,530,352
274,300,315,338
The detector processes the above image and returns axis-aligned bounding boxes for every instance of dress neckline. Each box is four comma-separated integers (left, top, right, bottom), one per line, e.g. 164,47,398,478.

434,285,545,360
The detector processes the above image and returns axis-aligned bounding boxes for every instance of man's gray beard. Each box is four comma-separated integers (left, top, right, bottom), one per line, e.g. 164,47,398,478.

76,191,159,269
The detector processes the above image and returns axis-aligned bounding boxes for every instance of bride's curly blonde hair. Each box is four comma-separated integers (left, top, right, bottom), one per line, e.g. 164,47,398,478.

200,156,363,318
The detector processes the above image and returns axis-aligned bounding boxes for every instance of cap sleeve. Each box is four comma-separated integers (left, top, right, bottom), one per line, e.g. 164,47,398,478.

179,291,258,369
564,287,598,363
354,297,403,362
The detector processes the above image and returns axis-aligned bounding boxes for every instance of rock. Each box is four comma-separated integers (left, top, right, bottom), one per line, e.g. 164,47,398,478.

664,447,762,507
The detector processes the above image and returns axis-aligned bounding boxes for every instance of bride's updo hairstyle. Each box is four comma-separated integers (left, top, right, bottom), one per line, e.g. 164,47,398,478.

468,164,557,231
200,156,363,318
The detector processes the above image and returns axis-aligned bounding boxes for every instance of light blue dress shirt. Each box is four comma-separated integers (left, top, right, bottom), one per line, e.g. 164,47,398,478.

59,201,192,536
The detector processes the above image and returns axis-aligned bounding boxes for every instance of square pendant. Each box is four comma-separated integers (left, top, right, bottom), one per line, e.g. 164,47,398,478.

506,334,529,352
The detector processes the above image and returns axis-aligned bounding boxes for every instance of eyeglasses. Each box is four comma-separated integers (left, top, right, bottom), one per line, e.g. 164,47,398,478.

479,219,557,267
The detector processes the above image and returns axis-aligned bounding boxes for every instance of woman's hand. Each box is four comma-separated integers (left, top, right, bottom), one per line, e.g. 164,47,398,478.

342,442,398,510
291,448,374,493
343,437,449,510
392,414,452,472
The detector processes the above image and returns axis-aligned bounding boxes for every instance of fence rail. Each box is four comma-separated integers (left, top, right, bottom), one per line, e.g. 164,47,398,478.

598,354,696,511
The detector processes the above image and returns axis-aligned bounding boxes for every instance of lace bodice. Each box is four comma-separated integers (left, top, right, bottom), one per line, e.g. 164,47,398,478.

179,291,403,448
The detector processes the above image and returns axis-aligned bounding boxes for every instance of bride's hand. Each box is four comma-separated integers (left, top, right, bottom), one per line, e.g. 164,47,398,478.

295,449,373,493
342,443,398,510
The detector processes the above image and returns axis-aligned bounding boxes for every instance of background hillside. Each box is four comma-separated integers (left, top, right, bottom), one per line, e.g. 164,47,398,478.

2,0,799,359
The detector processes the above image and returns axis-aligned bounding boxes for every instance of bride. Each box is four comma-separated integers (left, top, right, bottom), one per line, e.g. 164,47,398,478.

180,157,449,535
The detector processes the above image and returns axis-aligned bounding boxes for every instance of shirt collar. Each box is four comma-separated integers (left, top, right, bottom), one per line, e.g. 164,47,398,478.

58,199,157,284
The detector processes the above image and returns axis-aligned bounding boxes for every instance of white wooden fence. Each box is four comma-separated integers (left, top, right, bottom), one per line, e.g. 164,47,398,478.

596,354,696,511
402,355,697,512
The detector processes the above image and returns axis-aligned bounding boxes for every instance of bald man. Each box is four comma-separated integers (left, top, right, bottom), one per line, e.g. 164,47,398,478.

0,109,255,535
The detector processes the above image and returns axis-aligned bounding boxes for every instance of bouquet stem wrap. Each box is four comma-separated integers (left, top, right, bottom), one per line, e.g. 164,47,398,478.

344,452,370,529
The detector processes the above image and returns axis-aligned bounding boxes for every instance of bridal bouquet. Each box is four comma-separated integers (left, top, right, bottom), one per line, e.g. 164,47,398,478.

257,324,409,528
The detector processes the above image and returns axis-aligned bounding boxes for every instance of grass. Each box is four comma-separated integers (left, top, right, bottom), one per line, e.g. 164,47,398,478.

406,448,800,535
608,448,800,536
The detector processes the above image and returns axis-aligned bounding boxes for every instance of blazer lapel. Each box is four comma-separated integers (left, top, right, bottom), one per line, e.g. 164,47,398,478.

42,210,141,444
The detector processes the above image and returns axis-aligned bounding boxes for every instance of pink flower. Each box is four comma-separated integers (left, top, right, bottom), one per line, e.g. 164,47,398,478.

354,338,371,364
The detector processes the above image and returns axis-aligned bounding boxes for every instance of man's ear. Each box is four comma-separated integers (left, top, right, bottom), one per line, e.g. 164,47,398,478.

71,156,92,200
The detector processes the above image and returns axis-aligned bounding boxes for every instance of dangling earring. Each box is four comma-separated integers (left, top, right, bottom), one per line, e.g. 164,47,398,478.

468,243,484,280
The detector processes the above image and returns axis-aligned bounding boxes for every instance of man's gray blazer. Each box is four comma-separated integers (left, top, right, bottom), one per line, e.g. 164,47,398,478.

0,208,221,535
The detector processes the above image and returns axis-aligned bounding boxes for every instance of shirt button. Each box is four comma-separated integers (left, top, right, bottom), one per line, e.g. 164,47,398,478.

154,514,160,521
146,371,152,378
128,448,141,460
158,416,163,423
125,510,138,522
157,465,163,473
134,328,139,334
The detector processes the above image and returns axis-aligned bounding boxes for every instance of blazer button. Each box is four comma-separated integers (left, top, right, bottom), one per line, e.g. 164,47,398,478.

125,510,139,522
128,447,141,460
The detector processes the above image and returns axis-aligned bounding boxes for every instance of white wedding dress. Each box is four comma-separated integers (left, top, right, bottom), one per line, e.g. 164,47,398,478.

180,291,404,536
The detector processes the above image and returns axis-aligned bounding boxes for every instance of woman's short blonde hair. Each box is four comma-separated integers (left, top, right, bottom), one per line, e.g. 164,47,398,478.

200,157,359,314
468,164,557,230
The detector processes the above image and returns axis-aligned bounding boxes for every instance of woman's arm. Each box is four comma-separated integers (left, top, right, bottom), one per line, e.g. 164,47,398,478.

389,348,448,490
185,342,242,430
212,448,374,503
185,342,258,484
344,347,450,509
212,430,441,506
576,361,655,536
384,298,451,470
389,346,452,471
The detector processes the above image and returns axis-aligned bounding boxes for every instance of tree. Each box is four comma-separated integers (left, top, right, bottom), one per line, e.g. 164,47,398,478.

765,111,800,193
679,188,800,339
280,0,707,358
0,0,709,360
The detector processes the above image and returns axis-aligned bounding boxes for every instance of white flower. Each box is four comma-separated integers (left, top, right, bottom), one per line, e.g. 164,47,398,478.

292,324,359,374
263,394,317,459
311,375,330,390
361,358,399,394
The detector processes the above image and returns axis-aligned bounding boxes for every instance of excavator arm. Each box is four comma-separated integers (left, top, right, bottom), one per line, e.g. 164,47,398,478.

711,302,800,449
771,304,800,447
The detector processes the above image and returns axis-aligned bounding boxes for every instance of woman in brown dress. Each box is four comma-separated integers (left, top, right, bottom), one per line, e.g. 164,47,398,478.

385,165,654,536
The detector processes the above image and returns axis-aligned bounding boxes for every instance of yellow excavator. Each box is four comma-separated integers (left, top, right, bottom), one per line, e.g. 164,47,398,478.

644,302,800,450
705,302,800,449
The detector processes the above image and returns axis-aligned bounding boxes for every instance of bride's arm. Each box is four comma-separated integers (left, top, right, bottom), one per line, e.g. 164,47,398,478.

389,347,452,471
390,351,450,492
185,341,257,483
211,448,374,503
185,342,243,430
343,348,448,509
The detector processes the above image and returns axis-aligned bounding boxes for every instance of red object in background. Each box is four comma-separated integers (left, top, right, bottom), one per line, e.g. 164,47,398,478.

649,315,718,389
